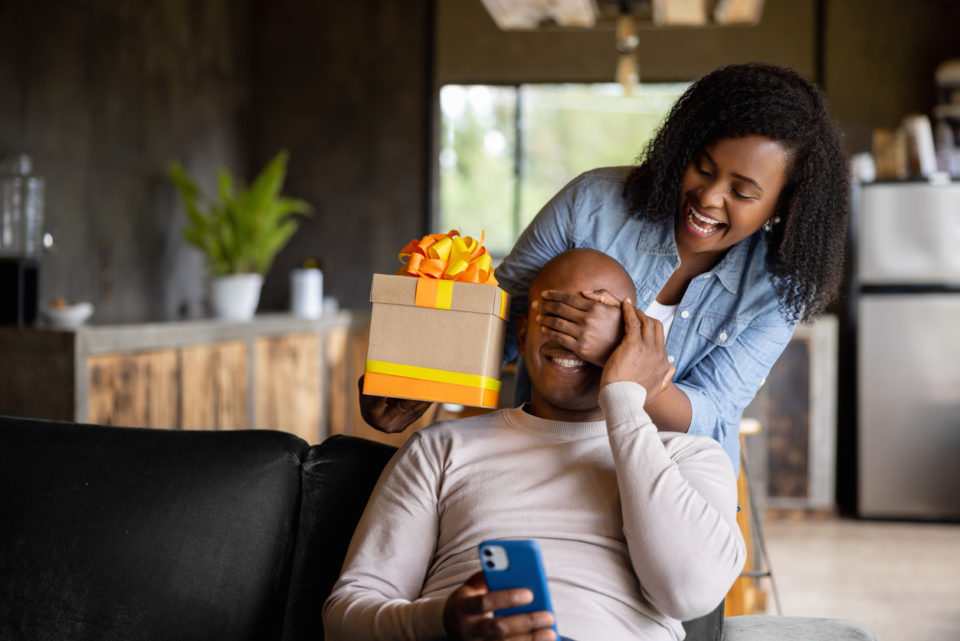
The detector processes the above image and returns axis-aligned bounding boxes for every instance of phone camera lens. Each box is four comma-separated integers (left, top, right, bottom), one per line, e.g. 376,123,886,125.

483,549,493,557
485,560,494,569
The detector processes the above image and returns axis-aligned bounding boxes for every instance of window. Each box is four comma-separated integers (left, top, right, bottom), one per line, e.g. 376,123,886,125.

438,82,689,257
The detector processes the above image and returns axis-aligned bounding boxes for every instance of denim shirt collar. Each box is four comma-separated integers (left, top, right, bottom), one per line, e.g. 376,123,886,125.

634,218,758,295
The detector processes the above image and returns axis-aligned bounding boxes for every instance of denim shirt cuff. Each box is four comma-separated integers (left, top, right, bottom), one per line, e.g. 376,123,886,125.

677,383,717,440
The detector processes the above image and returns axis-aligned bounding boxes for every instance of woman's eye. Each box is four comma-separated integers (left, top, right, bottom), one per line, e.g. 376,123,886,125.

695,163,710,176
733,189,756,200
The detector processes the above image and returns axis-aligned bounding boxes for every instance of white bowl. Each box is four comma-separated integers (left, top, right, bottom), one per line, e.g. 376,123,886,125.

44,302,94,329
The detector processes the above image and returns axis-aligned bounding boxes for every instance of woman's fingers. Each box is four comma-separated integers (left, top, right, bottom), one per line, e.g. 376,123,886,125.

581,288,622,306
539,289,595,311
621,297,640,335
537,325,580,353
535,312,581,339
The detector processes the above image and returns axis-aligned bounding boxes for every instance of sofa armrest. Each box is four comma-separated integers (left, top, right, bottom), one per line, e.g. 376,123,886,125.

723,615,878,641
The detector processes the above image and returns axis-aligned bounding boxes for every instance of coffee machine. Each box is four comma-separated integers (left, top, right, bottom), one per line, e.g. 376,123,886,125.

0,153,44,326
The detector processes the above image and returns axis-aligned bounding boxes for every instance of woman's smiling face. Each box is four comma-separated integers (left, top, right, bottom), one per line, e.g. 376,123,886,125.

676,135,791,265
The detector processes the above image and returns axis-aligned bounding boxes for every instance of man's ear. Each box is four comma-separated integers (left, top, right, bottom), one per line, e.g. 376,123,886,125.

516,314,527,352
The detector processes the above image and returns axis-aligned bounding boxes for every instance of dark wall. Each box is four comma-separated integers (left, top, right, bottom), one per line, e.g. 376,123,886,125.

0,0,435,319
438,0,960,154
251,0,434,312
0,0,251,323
2,0,957,323
824,0,960,153
436,0,816,85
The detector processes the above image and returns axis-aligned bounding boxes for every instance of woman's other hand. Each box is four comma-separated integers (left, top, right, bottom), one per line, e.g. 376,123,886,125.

442,571,557,641
357,375,432,434
601,298,674,400
533,288,623,366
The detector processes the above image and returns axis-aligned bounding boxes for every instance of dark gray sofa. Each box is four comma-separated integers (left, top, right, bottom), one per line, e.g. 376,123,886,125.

0,414,875,641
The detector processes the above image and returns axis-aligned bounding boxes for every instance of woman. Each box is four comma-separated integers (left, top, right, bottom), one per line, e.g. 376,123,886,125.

361,63,849,468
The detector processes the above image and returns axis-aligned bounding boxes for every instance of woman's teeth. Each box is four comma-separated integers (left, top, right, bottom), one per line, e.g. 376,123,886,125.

688,208,722,234
549,355,584,368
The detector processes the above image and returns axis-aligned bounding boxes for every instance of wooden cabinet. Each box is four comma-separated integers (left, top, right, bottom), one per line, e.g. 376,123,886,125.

180,340,249,431
0,314,359,444
254,333,320,443
88,349,181,429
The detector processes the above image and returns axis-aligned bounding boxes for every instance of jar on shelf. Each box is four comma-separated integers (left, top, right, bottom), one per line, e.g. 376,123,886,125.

0,152,45,258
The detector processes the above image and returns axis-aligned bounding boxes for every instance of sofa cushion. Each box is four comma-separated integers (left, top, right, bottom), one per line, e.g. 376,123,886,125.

0,415,308,641
282,435,398,641
723,615,878,641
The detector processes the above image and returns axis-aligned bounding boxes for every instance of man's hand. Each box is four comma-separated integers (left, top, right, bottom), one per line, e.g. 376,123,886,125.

357,375,432,434
601,298,674,400
443,572,557,641
533,289,623,366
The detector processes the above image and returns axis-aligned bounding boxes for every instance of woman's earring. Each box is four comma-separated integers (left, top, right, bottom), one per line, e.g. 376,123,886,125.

763,216,782,233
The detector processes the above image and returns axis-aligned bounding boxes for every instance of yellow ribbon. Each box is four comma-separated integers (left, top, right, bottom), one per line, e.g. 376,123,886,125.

397,230,498,286
365,359,502,392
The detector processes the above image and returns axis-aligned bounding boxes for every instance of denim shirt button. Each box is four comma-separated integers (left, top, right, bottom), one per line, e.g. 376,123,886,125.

719,331,728,341
680,310,690,319
667,355,675,364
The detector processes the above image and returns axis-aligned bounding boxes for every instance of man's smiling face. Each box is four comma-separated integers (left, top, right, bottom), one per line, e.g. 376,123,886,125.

518,249,636,422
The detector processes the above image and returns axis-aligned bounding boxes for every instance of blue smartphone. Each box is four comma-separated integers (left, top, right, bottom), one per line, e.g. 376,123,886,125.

478,539,558,635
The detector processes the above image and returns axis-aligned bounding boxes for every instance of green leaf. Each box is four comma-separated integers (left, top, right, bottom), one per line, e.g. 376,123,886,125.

169,149,311,277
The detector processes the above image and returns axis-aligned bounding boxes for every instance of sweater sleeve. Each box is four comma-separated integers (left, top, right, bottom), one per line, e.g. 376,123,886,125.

598,381,746,621
322,432,448,641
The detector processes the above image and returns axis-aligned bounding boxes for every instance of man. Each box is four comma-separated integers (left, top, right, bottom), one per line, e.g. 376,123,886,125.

324,249,745,641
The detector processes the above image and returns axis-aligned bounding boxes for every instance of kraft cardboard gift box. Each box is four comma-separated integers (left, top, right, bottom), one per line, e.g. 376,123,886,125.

362,274,510,408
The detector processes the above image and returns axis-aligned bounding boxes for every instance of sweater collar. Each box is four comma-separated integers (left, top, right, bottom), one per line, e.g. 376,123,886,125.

502,406,607,441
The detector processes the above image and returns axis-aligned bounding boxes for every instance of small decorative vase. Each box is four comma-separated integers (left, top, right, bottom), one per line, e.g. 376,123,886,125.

209,273,263,321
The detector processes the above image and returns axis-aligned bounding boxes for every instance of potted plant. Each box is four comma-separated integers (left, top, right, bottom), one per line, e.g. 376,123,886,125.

169,150,312,320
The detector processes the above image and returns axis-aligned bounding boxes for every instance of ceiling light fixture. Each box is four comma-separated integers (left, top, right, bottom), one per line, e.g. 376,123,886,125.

615,9,639,94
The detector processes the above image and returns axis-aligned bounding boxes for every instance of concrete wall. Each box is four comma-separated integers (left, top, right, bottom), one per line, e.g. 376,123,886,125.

0,1,251,323
250,0,433,311
824,0,960,153
1,0,956,322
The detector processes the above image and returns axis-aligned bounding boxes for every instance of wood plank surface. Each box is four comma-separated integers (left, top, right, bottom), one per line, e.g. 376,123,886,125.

180,340,249,430
326,327,349,437
87,349,180,428
255,333,321,443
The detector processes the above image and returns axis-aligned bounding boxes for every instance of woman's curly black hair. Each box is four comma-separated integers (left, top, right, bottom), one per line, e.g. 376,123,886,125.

624,63,849,323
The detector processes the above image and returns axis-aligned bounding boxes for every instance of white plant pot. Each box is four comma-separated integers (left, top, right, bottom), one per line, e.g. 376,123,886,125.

209,273,263,321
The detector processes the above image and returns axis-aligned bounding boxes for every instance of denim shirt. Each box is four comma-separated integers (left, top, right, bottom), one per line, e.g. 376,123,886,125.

496,167,797,469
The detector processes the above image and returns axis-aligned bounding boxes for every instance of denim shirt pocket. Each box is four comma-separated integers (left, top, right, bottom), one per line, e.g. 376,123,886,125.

696,313,749,347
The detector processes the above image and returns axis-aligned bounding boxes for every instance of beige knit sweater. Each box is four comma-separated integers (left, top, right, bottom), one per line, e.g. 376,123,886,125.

323,381,745,641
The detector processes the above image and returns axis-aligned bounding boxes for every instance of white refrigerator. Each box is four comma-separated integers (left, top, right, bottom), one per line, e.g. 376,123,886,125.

856,181,960,519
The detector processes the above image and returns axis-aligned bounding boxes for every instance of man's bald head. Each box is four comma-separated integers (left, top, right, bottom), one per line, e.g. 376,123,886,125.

529,249,636,307
518,249,635,422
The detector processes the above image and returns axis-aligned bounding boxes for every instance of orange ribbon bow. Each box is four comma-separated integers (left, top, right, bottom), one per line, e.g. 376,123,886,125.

396,230,498,286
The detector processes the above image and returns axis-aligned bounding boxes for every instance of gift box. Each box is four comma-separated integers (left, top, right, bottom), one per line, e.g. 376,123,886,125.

363,231,510,409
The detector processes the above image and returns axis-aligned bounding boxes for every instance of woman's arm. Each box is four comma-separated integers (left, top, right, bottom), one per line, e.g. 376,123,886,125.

538,289,795,466
675,308,796,455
